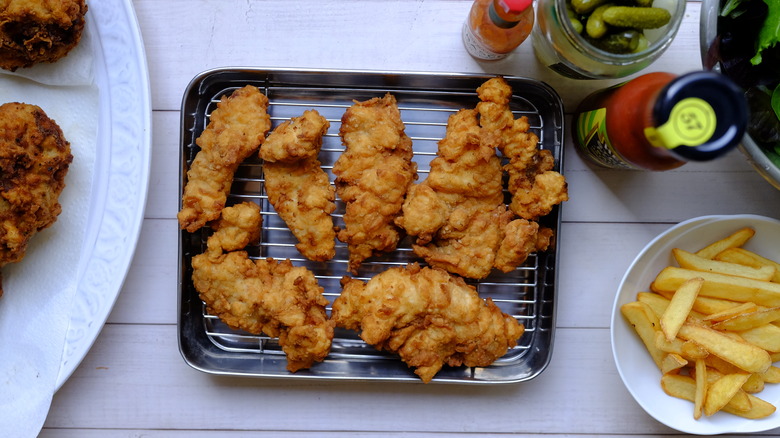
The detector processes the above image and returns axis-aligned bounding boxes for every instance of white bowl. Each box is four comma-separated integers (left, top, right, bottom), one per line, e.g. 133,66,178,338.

611,214,780,434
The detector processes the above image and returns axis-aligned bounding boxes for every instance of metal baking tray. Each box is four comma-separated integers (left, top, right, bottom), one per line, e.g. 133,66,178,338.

178,68,565,384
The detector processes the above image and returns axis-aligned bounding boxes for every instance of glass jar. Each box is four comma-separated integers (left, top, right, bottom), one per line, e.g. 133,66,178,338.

532,0,686,79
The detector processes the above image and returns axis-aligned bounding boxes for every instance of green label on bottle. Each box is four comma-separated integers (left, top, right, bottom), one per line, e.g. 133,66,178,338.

574,107,637,169
644,97,717,149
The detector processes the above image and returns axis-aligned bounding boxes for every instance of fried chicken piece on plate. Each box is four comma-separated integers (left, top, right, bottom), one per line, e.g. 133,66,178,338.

260,110,336,261
0,0,88,71
476,77,568,220
178,85,271,233
191,202,333,372
332,93,417,273
332,263,524,383
0,102,72,296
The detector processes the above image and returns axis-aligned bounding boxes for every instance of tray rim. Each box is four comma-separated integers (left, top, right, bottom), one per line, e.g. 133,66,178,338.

177,67,565,384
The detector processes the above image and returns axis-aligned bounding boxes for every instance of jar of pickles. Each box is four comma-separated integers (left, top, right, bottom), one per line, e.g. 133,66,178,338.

532,0,686,79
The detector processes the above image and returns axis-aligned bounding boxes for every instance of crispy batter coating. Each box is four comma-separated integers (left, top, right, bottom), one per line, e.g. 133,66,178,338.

178,85,271,233
261,110,336,261
476,78,569,220
191,202,333,372
332,263,524,383
0,102,72,296
395,77,567,279
0,0,87,71
332,93,417,273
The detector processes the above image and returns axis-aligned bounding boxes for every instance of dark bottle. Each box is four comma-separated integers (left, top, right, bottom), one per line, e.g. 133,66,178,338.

573,71,748,170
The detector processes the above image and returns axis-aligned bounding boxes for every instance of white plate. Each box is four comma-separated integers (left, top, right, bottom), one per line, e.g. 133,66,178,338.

55,0,152,388
611,214,780,435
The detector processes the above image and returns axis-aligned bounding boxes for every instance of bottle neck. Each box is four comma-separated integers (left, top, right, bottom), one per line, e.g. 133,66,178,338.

489,0,525,28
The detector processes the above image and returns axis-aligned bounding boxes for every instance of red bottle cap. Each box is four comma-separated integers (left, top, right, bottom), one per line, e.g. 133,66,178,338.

497,0,533,13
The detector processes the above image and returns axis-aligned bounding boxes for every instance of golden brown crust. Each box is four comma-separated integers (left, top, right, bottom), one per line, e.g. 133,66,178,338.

0,0,88,71
0,101,73,296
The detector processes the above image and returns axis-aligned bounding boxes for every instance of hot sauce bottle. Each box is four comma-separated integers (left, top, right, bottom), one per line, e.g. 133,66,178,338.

462,0,535,61
573,71,748,170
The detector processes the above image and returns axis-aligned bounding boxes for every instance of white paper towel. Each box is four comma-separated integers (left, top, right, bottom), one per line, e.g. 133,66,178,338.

0,17,98,438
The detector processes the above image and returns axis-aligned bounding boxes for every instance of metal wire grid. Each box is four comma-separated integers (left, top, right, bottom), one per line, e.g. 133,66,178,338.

183,82,556,370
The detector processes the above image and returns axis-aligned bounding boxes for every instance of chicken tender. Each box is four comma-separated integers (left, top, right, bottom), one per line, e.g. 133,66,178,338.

396,77,567,279
178,85,271,233
0,0,87,71
332,93,417,273
332,263,524,383
261,110,336,261
0,102,72,296
191,202,333,372
476,77,568,220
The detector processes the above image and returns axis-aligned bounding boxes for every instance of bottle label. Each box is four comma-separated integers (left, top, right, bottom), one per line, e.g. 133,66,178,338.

462,22,507,60
644,97,717,149
574,107,639,169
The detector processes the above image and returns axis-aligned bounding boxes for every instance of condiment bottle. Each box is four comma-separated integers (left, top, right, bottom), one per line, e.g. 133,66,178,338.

573,71,748,170
462,0,534,61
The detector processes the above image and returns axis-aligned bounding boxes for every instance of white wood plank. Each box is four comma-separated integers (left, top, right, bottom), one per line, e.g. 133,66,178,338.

134,0,704,113
44,324,698,435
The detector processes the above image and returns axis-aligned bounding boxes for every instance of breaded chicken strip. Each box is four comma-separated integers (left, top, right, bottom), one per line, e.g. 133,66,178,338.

396,77,567,279
476,77,568,220
332,263,524,383
0,0,88,71
261,110,336,261
0,102,72,296
333,93,417,273
191,202,333,372
178,85,271,233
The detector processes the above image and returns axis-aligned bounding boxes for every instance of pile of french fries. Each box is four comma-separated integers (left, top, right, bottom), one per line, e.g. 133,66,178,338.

622,227,780,420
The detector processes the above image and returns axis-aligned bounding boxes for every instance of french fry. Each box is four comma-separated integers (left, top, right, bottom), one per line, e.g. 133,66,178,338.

703,302,759,322
662,353,688,374
694,359,707,419
712,307,780,331
661,277,703,342
761,366,780,384
704,368,753,412
661,374,775,419
691,295,747,315
738,323,780,352
703,373,751,416
677,323,771,373
674,248,776,281
695,227,755,259
716,247,780,283
742,373,765,394
621,302,664,369
652,267,780,307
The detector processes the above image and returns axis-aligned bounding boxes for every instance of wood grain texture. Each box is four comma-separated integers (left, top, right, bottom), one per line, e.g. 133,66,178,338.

39,0,780,435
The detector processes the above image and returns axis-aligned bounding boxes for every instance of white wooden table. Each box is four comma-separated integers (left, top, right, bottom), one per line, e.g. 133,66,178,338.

40,0,780,436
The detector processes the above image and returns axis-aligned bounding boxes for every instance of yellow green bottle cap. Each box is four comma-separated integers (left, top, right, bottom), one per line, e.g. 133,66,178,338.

646,71,747,161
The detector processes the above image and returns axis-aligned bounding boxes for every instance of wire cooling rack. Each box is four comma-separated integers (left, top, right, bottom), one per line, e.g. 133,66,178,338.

178,68,564,384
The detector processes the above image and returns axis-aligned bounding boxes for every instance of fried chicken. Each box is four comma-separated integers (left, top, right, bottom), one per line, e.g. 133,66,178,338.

260,110,336,261
395,77,567,279
0,0,87,71
476,77,568,220
331,263,524,383
0,102,72,296
178,85,271,233
191,202,334,372
332,93,417,273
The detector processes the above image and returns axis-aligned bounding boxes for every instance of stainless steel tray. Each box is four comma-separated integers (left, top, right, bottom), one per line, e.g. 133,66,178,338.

178,68,565,384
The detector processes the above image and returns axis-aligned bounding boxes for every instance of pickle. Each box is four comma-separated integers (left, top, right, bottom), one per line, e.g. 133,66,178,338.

566,5,584,33
570,0,609,14
585,4,613,39
588,29,642,53
634,0,653,6
632,33,649,53
601,6,672,29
